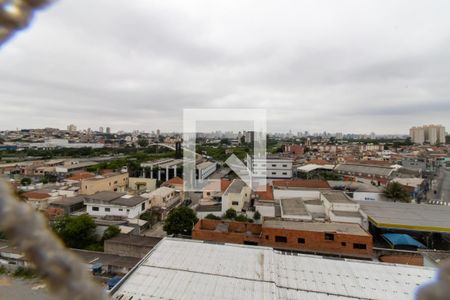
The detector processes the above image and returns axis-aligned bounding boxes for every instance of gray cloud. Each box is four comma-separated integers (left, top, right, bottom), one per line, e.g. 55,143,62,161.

0,0,449,134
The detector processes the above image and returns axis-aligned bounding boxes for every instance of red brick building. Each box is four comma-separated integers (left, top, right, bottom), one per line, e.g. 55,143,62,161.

193,219,373,259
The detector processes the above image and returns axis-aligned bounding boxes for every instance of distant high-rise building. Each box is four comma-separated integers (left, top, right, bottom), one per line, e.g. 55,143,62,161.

243,131,255,144
106,127,111,134
67,124,77,132
370,132,376,140
336,132,343,140
410,125,445,145
99,126,104,133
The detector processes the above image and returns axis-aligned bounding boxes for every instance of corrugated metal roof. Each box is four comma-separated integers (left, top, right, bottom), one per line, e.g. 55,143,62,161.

335,164,394,177
111,238,435,300
359,200,450,232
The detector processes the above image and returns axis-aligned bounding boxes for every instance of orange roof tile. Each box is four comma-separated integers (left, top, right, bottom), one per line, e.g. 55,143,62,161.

23,191,50,200
163,176,184,186
255,185,274,200
68,172,96,181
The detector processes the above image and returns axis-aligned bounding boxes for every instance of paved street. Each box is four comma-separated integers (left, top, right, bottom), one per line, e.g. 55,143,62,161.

142,222,166,238
429,168,450,205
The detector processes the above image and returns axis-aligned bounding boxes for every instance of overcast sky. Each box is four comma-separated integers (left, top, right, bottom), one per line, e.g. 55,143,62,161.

1,0,450,134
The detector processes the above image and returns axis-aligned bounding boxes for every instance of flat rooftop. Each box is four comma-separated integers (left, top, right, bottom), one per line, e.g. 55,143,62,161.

105,234,162,247
263,219,370,236
322,191,355,203
359,201,450,233
110,238,435,300
280,198,309,216
335,164,394,177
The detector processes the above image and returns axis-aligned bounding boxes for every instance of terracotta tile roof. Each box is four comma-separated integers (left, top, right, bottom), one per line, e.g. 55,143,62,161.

308,159,330,165
23,191,51,200
255,185,274,200
272,179,331,189
220,179,232,192
202,179,232,192
68,172,96,181
163,176,184,186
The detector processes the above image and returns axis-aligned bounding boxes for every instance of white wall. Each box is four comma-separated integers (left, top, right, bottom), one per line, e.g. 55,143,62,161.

274,189,321,200
255,203,275,218
86,201,150,219
221,186,251,213
352,192,384,202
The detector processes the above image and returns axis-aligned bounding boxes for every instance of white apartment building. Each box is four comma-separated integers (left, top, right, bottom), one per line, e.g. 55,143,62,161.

221,180,252,213
410,125,446,145
84,191,150,219
249,157,293,179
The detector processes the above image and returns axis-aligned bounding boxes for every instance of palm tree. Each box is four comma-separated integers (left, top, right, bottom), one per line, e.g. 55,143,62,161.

384,182,411,203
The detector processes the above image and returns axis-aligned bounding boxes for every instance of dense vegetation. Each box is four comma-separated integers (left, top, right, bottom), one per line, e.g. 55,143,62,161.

163,206,198,236
384,182,411,203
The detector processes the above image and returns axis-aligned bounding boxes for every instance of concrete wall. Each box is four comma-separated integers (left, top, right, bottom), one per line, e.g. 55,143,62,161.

273,189,321,200
128,177,156,192
86,200,149,219
352,192,384,202
80,173,129,195
222,186,251,213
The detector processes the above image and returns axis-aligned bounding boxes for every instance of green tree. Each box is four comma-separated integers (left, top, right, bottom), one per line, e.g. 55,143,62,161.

384,182,411,203
205,213,221,220
138,138,149,148
163,206,198,236
52,214,97,249
102,225,120,241
224,208,237,219
253,211,261,221
20,177,31,186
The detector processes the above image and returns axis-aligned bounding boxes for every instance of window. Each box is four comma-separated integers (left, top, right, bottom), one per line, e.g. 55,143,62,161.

324,233,334,241
265,235,269,240
275,236,287,243
232,201,239,205
206,192,210,196
243,241,258,246
341,242,347,247
105,207,110,212
353,243,367,249
272,164,276,167
271,172,276,175
282,164,287,167
297,238,305,244
119,208,123,211
282,172,287,175
141,202,146,210
92,207,99,211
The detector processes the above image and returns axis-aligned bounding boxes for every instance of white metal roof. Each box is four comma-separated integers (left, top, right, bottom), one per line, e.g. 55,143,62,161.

297,164,335,173
111,238,435,300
